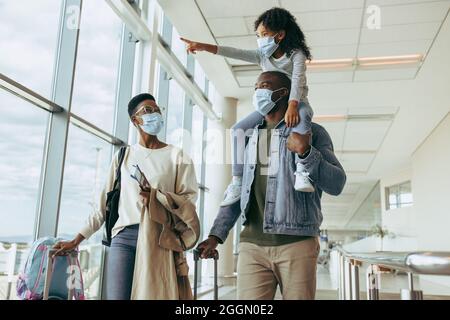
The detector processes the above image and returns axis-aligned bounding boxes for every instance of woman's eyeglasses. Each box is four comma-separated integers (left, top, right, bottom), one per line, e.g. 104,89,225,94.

134,105,165,115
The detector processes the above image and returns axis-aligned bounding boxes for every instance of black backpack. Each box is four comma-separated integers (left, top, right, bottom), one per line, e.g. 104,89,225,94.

102,146,127,247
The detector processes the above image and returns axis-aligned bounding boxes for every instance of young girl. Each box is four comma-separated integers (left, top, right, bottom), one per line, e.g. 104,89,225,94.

182,7,314,206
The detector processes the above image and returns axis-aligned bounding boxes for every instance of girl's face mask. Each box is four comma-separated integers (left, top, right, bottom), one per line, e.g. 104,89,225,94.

257,33,279,58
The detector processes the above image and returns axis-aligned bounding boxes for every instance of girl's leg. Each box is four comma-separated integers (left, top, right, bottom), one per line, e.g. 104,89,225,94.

292,102,313,136
291,103,315,192
222,111,264,207
231,111,264,176
105,225,139,300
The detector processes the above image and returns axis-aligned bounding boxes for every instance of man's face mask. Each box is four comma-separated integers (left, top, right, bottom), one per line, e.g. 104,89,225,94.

257,33,279,58
252,87,287,116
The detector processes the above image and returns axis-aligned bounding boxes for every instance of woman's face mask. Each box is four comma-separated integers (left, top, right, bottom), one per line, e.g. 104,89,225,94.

138,112,164,136
257,33,279,58
252,87,287,116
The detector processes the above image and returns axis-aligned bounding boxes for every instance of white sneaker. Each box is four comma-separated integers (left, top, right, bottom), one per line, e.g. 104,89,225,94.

294,163,315,192
220,176,242,207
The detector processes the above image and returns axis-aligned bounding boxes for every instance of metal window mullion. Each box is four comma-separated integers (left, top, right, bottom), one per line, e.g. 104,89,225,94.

182,54,194,152
0,73,64,113
35,0,82,239
195,78,210,285
113,25,136,145
157,15,172,141
100,23,137,302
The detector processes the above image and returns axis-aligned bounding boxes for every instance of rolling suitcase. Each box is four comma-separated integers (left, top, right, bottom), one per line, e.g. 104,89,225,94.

43,249,85,300
193,248,219,300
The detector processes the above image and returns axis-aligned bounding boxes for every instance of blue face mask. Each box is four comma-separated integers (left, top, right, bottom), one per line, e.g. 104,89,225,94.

257,34,279,58
252,87,287,116
139,112,164,136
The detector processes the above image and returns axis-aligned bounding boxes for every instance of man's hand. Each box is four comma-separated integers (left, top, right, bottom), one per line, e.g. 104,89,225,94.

287,132,311,156
196,236,219,259
285,101,300,128
180,37,218,55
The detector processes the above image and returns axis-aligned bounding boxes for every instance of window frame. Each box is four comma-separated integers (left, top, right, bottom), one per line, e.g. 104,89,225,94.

385,181,413,211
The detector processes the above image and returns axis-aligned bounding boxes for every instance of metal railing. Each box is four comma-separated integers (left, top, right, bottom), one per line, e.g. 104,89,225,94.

335,245,450,300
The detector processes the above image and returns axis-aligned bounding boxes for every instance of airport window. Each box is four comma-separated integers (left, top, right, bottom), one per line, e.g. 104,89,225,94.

71,0,123,134
386,181,413,210
0,0,62,98
0,90,49,299
165,79,185,148
191,105,206,181
170,23,188,68
194,61,206,93
57,125,112,300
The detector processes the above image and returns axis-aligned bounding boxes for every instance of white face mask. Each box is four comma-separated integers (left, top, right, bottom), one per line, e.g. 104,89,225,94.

139,112,164,136
252,87,287,116
257,34,279,58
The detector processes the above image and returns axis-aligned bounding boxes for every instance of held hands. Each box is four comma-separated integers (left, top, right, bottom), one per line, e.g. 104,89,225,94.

285,101,300,128
140,189,151,207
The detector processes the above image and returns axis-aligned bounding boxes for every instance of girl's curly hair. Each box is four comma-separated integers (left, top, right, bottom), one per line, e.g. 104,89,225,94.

254,7,312,60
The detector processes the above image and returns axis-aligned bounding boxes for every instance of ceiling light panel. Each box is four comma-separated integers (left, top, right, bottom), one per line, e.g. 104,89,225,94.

354,67,419,81
280,0,365,12
360,22,441,44
294,9,363,31
196,0,279,18
207,17,249,37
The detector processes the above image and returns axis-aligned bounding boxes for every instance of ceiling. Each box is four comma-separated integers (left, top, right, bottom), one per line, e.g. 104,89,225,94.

158,0,450,231
198,0,450,87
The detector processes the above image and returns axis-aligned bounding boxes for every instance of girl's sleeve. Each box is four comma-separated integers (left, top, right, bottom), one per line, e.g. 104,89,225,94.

79,151,118,240
217,46,261,64
289,51,307,102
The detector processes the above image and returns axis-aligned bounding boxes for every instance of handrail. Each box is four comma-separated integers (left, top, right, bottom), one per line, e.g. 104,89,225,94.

334,245,450,300
335,245,450,275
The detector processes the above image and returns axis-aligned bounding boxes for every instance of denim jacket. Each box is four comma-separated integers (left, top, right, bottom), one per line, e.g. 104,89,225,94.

209,121,346,243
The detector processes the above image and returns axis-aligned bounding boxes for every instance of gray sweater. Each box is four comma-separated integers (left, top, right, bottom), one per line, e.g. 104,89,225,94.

217,46,309,103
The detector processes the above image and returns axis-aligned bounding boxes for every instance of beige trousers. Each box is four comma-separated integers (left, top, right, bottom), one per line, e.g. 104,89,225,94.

237,237,320,300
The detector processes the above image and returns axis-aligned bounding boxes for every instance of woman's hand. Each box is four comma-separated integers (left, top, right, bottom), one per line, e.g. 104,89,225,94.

285,101,300,128
196,236,219,259
140,189,151,207
53,234,84,258
180,37,218,55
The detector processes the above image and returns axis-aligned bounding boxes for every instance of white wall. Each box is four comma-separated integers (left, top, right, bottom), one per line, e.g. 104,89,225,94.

412,112,450,289
412,113,450,251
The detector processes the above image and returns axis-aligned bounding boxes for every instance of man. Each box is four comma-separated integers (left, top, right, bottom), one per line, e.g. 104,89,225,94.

197,71,346,300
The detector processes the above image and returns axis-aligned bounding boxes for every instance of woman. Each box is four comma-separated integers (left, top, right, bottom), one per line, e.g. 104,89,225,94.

53,93,199,300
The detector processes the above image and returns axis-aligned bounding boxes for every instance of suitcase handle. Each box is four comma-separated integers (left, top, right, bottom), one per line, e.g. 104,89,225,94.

193,247,219,261
43,249,79,300
193,248,219,300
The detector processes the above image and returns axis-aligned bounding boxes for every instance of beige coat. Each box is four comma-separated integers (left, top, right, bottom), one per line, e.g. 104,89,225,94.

131,187,200,300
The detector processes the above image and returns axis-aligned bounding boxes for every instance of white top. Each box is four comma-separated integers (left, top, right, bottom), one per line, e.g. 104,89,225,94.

79,143,198,240
217,46,309,103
